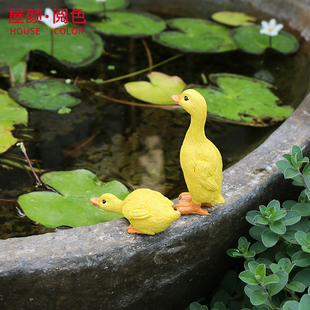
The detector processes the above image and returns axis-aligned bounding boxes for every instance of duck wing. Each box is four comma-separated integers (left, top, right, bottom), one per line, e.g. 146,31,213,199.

194,159,222,192
123,205,152,220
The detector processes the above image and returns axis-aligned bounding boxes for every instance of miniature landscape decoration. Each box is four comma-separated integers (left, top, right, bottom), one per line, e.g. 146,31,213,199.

0,1,301,232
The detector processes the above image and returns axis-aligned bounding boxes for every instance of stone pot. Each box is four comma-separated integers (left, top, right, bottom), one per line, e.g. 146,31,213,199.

1,0,310,309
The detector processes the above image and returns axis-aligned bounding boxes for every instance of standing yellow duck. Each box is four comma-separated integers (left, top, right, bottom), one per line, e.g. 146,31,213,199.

90,188,181,235
172,89,225,215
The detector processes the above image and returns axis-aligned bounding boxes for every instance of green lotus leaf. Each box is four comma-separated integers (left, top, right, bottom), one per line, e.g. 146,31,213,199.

8,80,81,111
212,11,256,26
0,89,28,154
153,18,237,53
64,0,129,14
89,11,166,37
231,25,299,55
192,73,294,126
0,19,103,68
18,169,129,228
124,71,186,105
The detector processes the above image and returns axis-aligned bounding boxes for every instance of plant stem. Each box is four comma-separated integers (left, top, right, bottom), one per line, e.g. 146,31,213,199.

16,142,43,186
99,53,183,84
0,158,42,173
142,39,153,70
269,36,272,48
83,85,181,110
51,29,54,57
103,2,107,20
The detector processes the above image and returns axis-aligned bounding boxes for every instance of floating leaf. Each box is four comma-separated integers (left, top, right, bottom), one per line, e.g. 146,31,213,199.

192,73,294,126
18,169,129,228
230,25,299,55
27,72,48,81
124,72,186,105
212,12,256,26
89,11,166,37
64,0,129,14
0,20,103,68
0,89,28,154
154,18,237,53
9,80,81,111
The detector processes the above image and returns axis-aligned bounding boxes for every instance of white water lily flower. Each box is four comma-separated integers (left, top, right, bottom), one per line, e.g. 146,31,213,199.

260,18,283,36
40,8,67,29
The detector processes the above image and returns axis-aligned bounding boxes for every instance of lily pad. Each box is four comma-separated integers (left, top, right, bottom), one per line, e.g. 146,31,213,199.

18,169,129,228
124,72,186,105
212,12,256,26
153,18,237,53
9,80,81,111
65,0,129,14
192,73,294,126
89,11,166,37
231,25,299,55
0,89,28,154
0,20,103,68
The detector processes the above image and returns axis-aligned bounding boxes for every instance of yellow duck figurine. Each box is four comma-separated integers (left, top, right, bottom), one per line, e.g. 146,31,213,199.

90,188,181,235
172,89,225,215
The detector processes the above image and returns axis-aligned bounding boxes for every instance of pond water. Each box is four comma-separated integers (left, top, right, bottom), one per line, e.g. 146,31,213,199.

1,18,310,239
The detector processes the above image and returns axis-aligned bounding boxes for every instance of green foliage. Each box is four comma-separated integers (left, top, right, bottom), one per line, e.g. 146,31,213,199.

0,89,28,154
89,11,166,37
231,26,299,55
124,71,186,105
189,145,310,310
8,80,81,112
0,20,103,68
211,12,256,26
18,169,129,228
193,73,294,127
64,0,129,14
153,18,237,53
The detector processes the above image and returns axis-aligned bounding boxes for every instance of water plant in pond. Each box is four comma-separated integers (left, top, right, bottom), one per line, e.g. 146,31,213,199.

260,19,284,37
18,169,129,228
89,11,166,37
17,142,42,186
231,22,298,55
9,61,27,87
154,18,237,53
96,0,107,20
211,11,256,26
0,89,28,154
9,80,81,113
193,73,294,126
124,72,186,105
125,72,294,126
40,8,68,57
65,0,128,14
0,19,103,68
91,188,180,235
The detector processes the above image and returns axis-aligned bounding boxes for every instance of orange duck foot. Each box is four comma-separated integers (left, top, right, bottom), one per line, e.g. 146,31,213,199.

126,224,145,234
174,193,209,215
178,192,214,206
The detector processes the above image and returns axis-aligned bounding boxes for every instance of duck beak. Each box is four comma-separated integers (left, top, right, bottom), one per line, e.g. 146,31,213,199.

172,94,181,104
90,197,100,207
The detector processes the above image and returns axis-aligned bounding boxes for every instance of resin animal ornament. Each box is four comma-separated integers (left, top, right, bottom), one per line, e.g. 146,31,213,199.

90,188,181,235
172,89,225,215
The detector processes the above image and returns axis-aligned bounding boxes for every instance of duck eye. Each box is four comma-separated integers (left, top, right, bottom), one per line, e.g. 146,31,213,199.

102,199,106,204
184,95,189,101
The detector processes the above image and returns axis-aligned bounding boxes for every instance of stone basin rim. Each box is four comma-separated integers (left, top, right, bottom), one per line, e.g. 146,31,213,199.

1,0,310,308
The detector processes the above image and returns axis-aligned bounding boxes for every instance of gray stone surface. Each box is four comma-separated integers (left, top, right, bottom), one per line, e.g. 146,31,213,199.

1,0,310,309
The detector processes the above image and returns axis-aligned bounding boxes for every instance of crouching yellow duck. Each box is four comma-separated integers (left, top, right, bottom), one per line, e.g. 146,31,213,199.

90,188,181,235
172,89,225,215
